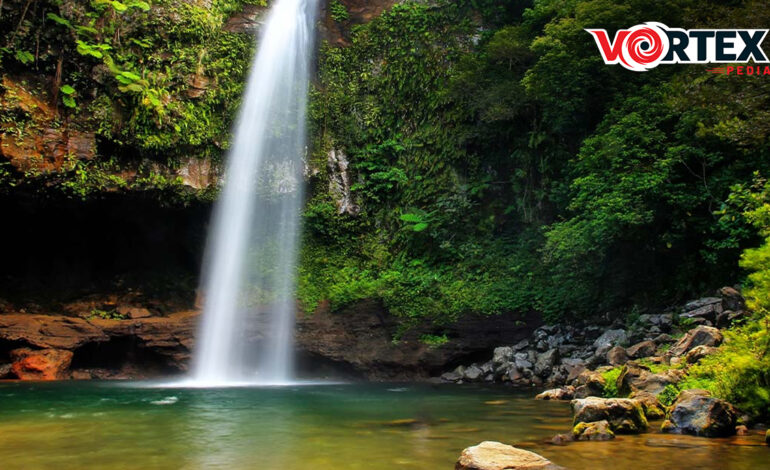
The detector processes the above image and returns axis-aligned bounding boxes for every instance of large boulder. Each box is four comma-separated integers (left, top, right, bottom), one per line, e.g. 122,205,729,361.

626,340,657,359
572,420,615,441
571,397,648,433
669,326,723,357
662,389,737,437
718,286,746,312
492,346,514,370
10,348,74,380
684,345,718,364
455,441,563,470
561,358,586,383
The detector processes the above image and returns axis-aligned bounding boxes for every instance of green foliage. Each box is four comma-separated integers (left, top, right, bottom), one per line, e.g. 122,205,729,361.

329,0,350,22
658,384,679,407
419,333,449,348
88,308,127,320
601,367,622,398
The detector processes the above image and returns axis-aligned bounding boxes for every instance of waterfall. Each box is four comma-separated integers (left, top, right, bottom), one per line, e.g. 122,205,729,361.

191,0,318,386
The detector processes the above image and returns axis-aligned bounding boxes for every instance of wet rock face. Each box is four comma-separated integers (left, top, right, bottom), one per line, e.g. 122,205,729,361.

455,441,564,470
663,389,737,437
327,148,360,215
223,3,268,33
295,300,539,380
571,397,648,434
10,348,74,380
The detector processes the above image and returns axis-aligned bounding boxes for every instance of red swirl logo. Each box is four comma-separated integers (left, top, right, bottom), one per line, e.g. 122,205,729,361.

587,22,670,72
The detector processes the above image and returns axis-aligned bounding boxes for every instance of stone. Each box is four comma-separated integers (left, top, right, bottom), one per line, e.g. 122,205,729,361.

593,329,627,349
534,349,560,378
669,326,723,357
10,348,74,380
571,397,648,433
765,429,770,446
513,339,530,351
653,333,675,345
630,391,666,420
116,306,152,319
549,433,573,445
684,297,722,312
718,286,746,312
514,352,533,370
455,441,563,470
492,346,514,368
735,425,749,436
684,345,718,364
617,364,683,396
535,387,574,401
573,369,606,397
606,346,628,366
0,363,13,378
626,340,657,359
441,369,463,382
464,365,484,381
572,420,615,441
682,302,722,323
561,358,586,383
663,389,737,437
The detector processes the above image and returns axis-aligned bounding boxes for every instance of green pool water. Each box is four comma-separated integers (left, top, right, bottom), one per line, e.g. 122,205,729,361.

0,381,766,469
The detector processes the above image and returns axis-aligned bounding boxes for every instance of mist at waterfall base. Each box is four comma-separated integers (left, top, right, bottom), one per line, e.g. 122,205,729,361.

188,0,318,387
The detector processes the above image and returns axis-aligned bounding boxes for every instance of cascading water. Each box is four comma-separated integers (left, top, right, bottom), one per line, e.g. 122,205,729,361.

191,0,318,386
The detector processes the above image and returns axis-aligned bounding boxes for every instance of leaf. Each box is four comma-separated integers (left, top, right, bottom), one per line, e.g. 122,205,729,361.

75,25,99,35
14,50,34,64
400,213,423,223
62,95,76,108
46,13,73,29
411,222,429,232
119,71,141,81
126,0,151,11
60,85,76,95
110,1,128,12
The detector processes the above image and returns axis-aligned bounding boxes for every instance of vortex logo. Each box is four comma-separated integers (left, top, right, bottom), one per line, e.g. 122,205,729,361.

586,23,768,72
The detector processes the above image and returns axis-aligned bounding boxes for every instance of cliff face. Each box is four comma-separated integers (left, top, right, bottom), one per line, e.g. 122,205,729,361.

0,299,537,381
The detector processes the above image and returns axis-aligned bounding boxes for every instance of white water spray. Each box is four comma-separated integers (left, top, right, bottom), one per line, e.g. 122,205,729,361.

192,0,318,386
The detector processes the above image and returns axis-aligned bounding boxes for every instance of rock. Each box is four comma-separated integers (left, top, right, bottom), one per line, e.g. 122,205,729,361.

455,441,563,470
116,306,152,319
684,345,718,364
441,367,464,382
573,369,606,397
617,364,683,396
534,349,560,378
571,397,648,433
464,365,484,381
223,3,268,33
630,391,666,420
493,347,514,368
549,433,573,445
593,329,627,350
514,352,533,370
718,286,746,312
70,370,92,380
572,420,615,441
663,389,737,437
653,333,675,345
10,348,74,380
606,346,629,366
536,387,574,401
735,425,749,436
0,363,13,378
561,358,586,383
626,340,657,359
684,297,722,312
766,429,769,445
513,339,530,351
669,326,723,357
682,302,722,323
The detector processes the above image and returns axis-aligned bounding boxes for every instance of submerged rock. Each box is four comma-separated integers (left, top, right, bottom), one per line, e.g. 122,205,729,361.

571,397,648,434
662,389,737,437
455,441,564,470
573,420,615,441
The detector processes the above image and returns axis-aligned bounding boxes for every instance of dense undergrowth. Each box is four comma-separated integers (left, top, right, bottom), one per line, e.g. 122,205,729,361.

299,0,770,327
